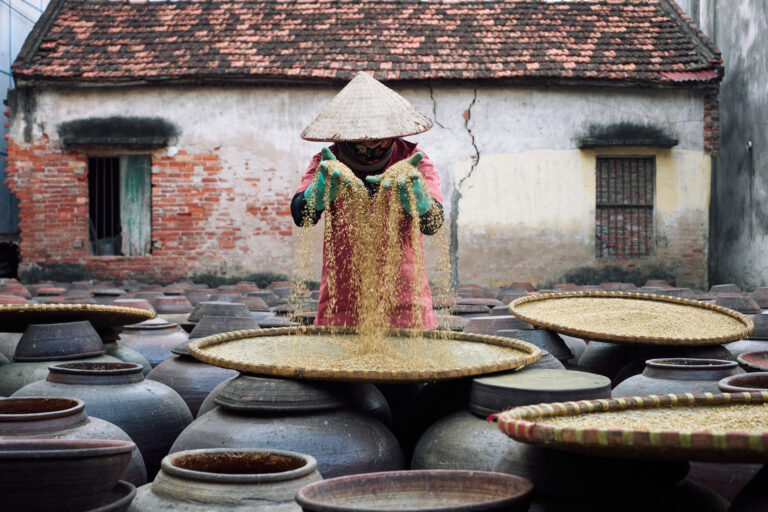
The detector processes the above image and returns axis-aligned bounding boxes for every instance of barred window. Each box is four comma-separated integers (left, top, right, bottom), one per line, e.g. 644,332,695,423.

88,155,151,256
595,157,654,258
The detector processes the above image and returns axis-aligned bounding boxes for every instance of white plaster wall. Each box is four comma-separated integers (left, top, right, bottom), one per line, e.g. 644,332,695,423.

12,84,709,284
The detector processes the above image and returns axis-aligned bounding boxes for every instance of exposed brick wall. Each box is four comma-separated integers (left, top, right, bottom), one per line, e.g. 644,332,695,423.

703,86,720,157
595,157,655,259
3,136,295,281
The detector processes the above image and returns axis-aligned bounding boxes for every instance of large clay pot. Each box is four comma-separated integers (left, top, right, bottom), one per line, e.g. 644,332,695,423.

497,329,572,365
14,321,105,361
129,448,320,511
0,397,147,486
578,341,734,384
0,354,122,396
0,439,135,512
13,362,193,479
146,342,238,417
170,374,404,478
97,327,152,376
495,442,689,501
729,464,768,511
0,332,22,360
296,470,533,512
188,315,259,339
412,369,609,472
613,358,740,397
118,318,189,367
738,351,768,372
198,374,393,428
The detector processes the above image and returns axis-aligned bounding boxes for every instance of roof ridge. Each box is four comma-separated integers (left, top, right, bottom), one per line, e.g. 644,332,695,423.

15,0,68,66
658,0,722,67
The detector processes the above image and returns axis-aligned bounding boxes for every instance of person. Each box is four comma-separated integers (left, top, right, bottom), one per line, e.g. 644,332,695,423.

291,71,444,329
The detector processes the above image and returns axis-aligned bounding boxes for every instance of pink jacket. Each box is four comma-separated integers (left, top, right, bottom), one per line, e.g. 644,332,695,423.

296,139,442,329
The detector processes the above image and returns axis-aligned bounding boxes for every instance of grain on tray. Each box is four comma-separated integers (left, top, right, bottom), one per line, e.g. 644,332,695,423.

517,297,746,340
541,403,768,432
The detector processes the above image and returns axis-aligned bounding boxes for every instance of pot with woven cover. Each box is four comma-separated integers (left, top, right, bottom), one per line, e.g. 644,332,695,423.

612,358,740,397
412,369,610,472
12,362,193,479
0,321,121,396
146,342,238,417
129,448,320,511
118,317,189,367
0,397,147,486
170,374,405,478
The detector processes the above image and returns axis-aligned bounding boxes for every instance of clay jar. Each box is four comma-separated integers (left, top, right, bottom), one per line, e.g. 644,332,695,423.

13,362,193,479
118,318,189,367
412,369,610,472
0,321,121,396
129,448,321,511
153,296,194,325
146,342,238,417
296,470,532,512
0,438,136,512
725,312,768,357
612,358,740,397
97,327,153,376
170,374,405,478
496,329,573,365
0,397,147,486
577,341,734,385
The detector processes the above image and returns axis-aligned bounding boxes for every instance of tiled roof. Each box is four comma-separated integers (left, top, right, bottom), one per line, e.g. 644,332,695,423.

13,0,722,86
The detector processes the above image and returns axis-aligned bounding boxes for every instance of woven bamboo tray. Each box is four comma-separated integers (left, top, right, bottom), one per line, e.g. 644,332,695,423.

509,291,753,346
0,304,154,332
188,326,541,383
495,392,768,462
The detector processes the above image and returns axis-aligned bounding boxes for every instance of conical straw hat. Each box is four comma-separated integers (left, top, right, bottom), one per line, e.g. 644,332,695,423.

301,71,433,142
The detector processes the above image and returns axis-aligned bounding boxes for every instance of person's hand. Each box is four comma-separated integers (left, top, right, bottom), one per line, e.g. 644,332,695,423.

365,153,433,216
304,147,350,210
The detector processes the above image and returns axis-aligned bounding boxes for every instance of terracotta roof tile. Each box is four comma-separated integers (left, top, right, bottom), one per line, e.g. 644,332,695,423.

13,0,722,86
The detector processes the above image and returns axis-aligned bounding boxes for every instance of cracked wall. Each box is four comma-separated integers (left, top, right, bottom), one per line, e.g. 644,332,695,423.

7,84,711,285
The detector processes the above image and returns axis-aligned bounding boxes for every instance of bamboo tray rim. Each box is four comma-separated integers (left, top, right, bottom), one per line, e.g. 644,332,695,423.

188,326,542,383
509,291,753,346
0,303,154,331
495,391,768,462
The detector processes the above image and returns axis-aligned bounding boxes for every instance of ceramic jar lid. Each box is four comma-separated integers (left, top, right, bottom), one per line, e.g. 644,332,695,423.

187,302,251,323
213,374,351,412
189,316,259,339
14,321,105,362
123,317,178,331
469,369,610,417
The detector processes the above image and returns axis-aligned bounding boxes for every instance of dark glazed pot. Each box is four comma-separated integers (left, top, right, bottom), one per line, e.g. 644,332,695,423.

412,369,609,472
718,372,768,392
188,315,259,339
170,374,404,478
494,442,689,500
13,362,193,479
129,448,321,511
730,464,768,512
118,318,189,367
14,321,104,361
0,439,135,512
146,342,238,417
578,341,734,384
0,397,147,486
0,354,121,396
0,332,21,360
737,351,768,372
612,358,740,397
197,374,393,427
497,329,572,365
296,470,533,512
